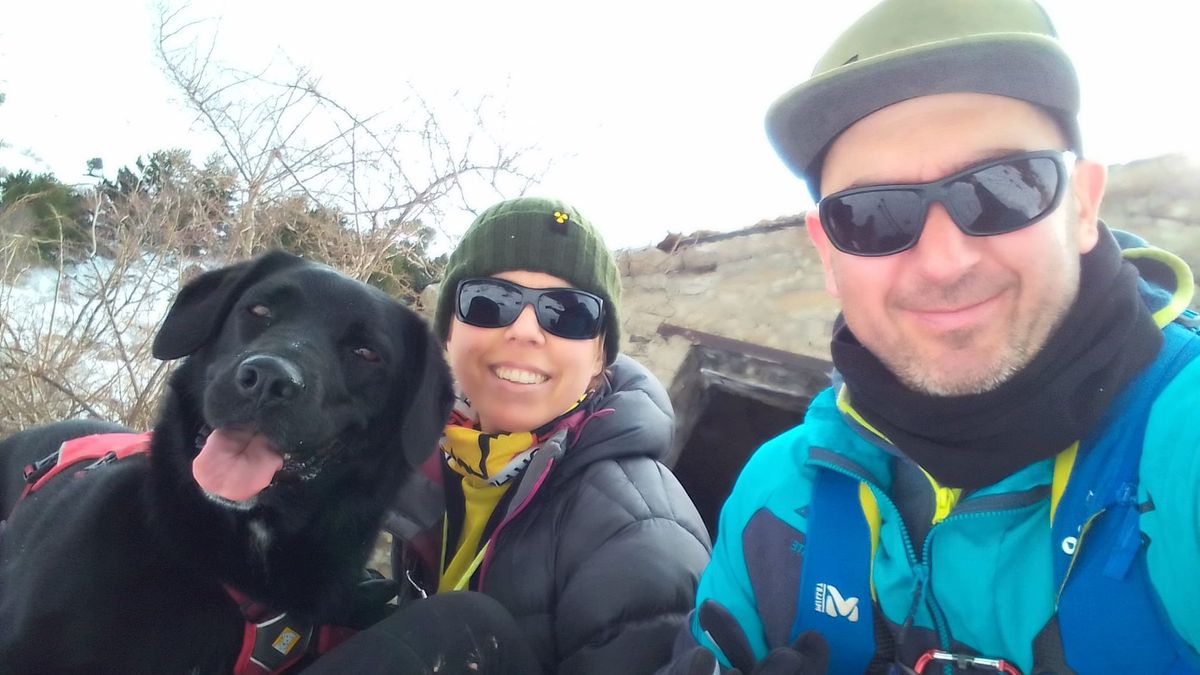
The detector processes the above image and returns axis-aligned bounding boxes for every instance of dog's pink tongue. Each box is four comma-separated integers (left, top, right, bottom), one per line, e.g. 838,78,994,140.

192,429,283,502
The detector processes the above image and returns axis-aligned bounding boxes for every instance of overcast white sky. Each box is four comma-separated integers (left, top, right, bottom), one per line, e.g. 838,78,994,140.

2,1,1197,251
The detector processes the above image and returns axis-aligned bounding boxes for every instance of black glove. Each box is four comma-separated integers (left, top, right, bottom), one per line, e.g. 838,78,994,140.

748,633,831,675
690,599,830,675
663,645,720,675
342,568,399,629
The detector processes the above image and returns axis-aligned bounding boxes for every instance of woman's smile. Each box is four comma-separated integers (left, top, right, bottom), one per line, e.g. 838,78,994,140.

491,365,549,385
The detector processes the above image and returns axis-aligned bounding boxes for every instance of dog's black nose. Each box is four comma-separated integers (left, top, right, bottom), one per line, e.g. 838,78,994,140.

235,355,304,405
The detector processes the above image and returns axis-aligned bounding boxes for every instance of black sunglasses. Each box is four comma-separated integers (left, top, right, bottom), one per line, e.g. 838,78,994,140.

455,277,605,340
817,150,1074,257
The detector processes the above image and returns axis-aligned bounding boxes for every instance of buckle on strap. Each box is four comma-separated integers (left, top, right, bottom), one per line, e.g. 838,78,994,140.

914,650,1022,674
81,451,118,472
23,451,61,484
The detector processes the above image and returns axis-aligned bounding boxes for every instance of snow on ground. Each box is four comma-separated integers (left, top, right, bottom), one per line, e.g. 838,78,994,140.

1,253,199,422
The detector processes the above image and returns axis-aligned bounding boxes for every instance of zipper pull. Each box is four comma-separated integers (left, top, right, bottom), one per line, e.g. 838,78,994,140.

1103,483,1145,580
894,562,930,652
404,569,428,599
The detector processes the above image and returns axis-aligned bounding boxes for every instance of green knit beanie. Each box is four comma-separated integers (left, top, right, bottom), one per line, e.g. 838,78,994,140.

435,196,623,365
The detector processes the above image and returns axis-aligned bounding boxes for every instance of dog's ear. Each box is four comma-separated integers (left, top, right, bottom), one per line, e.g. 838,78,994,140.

152,251,308,360
398,318,454,468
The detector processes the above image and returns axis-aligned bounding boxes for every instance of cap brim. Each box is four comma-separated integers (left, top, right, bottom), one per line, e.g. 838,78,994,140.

765,34,1079,198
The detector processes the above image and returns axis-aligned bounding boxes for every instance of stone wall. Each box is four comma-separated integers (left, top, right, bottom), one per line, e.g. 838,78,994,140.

1100,154,1200,283
616,219,832,383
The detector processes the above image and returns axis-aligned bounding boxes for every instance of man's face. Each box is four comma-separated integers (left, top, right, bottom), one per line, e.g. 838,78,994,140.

806,93,1105,396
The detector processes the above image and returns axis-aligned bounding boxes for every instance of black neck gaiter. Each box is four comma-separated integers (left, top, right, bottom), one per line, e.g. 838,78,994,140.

831,228,1164,490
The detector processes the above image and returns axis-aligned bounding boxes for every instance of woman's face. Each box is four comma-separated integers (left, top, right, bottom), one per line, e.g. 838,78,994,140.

446,270,605,434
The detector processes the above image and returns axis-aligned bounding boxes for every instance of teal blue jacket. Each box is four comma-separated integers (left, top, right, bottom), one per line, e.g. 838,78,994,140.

686,240,1200,673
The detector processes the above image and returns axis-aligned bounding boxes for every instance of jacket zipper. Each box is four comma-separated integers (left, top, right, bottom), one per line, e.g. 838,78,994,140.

918,524,953,667
809,461,925,628
1054,508,1104,602
474,457,556,591
813,458,1051,674
919,502,1051,674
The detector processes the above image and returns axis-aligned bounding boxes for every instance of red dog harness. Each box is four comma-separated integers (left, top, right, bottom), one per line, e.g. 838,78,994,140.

15,432,356,674
19,432,153,500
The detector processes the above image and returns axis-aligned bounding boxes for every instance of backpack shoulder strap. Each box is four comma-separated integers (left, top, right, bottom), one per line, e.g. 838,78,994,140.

792,467,876,674
1049,322,1200,673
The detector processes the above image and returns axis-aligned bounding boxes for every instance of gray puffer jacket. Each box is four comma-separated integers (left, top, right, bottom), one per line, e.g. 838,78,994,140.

388,354,712,674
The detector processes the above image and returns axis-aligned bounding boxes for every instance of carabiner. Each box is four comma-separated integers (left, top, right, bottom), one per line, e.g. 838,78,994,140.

913,649,1021,675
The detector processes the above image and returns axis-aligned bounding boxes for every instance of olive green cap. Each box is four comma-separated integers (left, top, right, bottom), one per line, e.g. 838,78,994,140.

766,0,1081,200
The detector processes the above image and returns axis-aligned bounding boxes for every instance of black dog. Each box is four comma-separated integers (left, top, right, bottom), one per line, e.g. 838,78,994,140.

0,251,452,674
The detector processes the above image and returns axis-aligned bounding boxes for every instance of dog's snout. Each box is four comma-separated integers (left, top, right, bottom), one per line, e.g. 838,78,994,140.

235,355,304,405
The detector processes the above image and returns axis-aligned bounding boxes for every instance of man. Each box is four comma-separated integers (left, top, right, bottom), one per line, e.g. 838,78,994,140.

663,0,1200,673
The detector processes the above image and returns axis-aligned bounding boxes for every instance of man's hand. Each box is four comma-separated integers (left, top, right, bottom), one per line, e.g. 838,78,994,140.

670,599,829,675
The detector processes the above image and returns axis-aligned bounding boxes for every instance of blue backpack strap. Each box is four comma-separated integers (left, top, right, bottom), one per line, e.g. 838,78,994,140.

793,468,875,673
1051,322,1200,673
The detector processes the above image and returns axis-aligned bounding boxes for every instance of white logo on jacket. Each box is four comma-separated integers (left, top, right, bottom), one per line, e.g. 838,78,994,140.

815,582,859,622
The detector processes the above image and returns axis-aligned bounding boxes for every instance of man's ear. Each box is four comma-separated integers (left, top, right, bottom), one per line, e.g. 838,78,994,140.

805,209,840,297
1070,158,1107,254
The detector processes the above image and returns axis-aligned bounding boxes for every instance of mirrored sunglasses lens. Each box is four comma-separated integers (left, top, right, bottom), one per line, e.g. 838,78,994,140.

824,190,925,255
537,291,602,339
947,156,1060,234
458,281,521,328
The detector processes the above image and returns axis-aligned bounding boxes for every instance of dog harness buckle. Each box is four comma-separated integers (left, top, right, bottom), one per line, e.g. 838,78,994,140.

81,451,118,472
22,451,61,485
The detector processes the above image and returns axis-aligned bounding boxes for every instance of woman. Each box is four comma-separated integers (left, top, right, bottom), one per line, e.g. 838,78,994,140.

387,196,712,674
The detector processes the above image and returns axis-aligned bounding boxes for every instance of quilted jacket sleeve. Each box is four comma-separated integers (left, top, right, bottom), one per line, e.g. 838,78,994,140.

552,457,712,675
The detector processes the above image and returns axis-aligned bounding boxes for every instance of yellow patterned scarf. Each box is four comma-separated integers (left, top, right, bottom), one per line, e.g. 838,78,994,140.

440,393,593,486
441,427,539,486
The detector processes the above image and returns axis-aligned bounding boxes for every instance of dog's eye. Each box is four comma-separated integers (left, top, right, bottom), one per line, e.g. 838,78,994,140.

248,304,271,320
354,347,381,363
